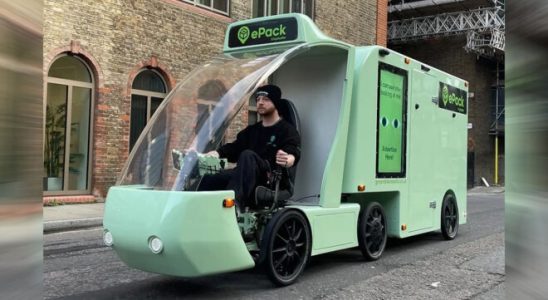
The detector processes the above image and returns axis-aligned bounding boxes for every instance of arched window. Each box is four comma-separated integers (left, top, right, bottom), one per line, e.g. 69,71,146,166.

130,69,168,150
45,55,93,193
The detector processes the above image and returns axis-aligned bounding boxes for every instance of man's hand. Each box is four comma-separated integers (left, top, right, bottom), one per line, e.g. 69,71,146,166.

205,150,219,158
276,150,295,168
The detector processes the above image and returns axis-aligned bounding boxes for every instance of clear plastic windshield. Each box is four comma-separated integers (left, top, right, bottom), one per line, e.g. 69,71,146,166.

117,45,307,191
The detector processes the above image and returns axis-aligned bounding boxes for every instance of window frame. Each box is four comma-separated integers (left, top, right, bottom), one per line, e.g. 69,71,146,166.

253,0,314,19
44,54,95,195
182,0,230,16
129,69,168,151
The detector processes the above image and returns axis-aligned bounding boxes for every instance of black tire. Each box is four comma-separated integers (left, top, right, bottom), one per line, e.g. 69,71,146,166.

358,202,387,261
441,194,459,240
262,209,311,286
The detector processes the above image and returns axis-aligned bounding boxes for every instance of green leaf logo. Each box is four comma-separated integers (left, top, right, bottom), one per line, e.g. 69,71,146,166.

237,26,250,44
442,85,449,106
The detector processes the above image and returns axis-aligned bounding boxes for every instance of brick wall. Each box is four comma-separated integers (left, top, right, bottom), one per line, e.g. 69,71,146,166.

390,36,503,185
44,0,380,197
315,0,378,46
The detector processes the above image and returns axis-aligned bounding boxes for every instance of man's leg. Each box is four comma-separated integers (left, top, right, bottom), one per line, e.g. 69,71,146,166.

227,150,269,207
197,169,233,191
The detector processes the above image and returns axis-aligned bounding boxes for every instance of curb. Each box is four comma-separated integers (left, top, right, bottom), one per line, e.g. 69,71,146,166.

44,217,103,233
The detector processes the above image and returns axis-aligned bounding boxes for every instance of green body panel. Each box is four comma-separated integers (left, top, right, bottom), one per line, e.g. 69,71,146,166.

318,47,355,208
103,186,254,277
288,204,360,256
343,46,468,238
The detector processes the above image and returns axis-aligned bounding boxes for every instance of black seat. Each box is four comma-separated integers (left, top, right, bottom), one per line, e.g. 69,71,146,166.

277,99,300,193
254,98,300,208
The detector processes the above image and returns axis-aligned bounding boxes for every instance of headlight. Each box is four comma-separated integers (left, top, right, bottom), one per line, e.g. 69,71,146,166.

103,230,114,246
148,236,163,254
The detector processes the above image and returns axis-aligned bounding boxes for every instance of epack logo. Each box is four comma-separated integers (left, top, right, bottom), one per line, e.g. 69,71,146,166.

439,83,467,114
228,17,298,48
237,25,287,45
237,26,250,44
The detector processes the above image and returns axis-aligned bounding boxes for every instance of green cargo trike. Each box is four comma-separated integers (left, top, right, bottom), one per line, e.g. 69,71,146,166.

103,13,468,286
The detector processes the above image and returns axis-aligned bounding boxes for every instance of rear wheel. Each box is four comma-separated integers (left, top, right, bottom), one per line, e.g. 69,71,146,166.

441,194,459,240
358,202,387,261
263,210,311,286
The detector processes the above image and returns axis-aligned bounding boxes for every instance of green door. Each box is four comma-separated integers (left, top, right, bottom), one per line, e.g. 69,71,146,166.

407,70,439,232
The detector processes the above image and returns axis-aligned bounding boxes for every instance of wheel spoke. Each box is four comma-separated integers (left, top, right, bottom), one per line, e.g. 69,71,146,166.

292,220,296,236
294,227,303,241
295,242,305,248
276,233,288,244
284,223,292,237
272,246,286,253
274,253,288,268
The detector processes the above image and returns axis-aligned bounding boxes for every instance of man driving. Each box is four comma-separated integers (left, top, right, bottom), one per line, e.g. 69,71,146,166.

198,84,301,208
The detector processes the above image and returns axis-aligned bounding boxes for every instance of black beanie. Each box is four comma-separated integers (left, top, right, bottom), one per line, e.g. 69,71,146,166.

255,84,282,110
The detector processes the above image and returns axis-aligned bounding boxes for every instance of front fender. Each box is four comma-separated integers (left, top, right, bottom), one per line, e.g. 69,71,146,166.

103,186,254,277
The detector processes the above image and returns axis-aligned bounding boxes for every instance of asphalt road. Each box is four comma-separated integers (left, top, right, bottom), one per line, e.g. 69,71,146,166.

44,192,504,299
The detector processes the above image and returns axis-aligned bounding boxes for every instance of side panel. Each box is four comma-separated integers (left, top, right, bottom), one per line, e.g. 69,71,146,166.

407,71,439,231
291,203,360,256
343,46,467,238
408,70,468,232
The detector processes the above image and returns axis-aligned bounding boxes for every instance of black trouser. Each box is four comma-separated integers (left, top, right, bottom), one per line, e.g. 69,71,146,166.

198,150,270,207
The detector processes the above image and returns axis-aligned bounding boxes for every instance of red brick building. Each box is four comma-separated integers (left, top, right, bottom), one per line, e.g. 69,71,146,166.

43,0,386,201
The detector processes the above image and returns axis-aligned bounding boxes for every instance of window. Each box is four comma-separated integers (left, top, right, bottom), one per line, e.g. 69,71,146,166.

253,0,314,18
183,0,230,15
376,63,408,178
196,80,227,148
248,95,259,125
45,55,93,193
130,69,168,151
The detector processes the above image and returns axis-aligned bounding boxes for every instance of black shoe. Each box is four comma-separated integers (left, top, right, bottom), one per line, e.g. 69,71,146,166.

254,186,276,208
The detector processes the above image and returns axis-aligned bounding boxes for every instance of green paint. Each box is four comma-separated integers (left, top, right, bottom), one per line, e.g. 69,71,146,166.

378,69,404,173
237,26,250,44
104,186,254,277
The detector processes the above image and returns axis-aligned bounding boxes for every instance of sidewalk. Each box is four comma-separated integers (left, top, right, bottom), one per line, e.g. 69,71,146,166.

43,202,104,233
43,186,504,233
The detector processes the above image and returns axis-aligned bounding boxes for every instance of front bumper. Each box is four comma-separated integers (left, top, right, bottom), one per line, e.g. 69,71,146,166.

103,186,254,277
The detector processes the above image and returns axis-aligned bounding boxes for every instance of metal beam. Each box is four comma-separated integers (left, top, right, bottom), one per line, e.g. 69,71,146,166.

388,7,504,42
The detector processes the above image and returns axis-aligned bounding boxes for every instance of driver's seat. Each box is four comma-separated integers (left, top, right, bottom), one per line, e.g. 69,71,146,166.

254,98,301,208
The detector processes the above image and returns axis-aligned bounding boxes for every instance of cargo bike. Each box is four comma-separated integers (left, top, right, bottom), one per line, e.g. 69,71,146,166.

103,13,468,286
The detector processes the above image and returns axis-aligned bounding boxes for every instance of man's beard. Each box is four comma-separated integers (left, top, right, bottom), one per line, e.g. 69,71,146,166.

258,106,276,117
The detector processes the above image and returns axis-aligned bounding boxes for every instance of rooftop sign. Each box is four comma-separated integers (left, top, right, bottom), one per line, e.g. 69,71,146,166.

228,17,298,48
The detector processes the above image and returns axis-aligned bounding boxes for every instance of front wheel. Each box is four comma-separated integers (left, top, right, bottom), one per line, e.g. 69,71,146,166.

441,193,459,240
262,209,311,286
358,202,387,261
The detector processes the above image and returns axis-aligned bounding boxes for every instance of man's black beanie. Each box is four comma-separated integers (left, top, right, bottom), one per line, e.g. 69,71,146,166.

256,84,282,110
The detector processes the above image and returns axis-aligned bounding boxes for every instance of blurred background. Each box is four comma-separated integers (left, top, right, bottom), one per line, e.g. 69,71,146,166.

506,0,548,298
0,0,43,299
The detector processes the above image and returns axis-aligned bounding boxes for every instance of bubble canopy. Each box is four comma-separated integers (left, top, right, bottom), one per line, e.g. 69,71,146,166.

117,45,308,190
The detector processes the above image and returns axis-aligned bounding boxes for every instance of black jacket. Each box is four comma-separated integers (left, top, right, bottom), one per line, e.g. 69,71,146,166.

217,119,300,190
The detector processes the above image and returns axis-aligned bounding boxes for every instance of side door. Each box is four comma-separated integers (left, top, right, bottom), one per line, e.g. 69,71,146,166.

407,70,440,232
